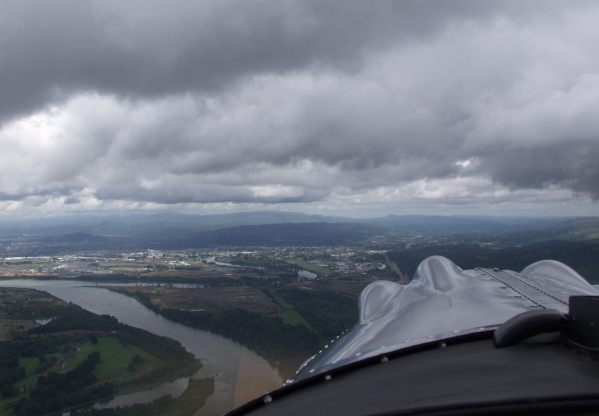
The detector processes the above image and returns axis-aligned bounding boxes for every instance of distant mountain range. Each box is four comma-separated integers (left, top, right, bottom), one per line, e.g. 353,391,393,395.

0,211,597,253
363,214,562,234
0,211,346,237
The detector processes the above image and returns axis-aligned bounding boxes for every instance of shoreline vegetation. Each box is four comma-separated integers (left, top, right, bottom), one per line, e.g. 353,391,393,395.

108,286,358,379
0,288,208,416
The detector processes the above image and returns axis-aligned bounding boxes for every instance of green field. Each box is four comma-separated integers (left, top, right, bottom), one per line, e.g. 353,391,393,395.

288,259,329,275
61,336,165,388
267,290,313,329
18,357,39,376
4,335,201,415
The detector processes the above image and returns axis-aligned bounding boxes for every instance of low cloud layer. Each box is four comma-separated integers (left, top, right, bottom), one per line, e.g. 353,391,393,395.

1,0,598,216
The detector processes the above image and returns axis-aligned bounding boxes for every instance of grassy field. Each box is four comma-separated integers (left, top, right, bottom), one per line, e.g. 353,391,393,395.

14,356,43,395
288,259,329,275
18,356,39,375
61,336,168,389
267,290,312,329
110,286,277,314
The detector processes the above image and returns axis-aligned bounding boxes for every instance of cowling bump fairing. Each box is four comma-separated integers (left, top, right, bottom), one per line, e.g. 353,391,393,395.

296,256,598,378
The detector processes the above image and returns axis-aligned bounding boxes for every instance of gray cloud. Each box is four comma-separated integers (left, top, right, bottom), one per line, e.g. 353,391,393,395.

0,0,573,122
479,145,599,198
0,0,598,214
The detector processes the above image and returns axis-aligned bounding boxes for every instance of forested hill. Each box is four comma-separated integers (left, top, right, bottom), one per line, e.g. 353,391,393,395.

1,212,598,255
387,238,599,284
182,223,385,247
0,223,386,255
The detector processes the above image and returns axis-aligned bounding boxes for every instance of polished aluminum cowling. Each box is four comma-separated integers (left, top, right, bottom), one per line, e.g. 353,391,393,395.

296,256,599,379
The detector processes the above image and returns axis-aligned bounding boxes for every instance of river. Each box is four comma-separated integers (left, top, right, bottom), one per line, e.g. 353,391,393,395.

0,279,283,416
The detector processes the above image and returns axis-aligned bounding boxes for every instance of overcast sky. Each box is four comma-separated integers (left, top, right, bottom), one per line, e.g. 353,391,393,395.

1,0,598,217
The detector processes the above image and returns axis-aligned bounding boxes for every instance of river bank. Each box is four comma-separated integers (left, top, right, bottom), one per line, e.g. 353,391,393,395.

0,287,203,416
0,279,283,416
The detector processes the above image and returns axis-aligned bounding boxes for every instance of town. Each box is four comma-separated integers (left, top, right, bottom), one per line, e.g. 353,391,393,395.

0,246,406,290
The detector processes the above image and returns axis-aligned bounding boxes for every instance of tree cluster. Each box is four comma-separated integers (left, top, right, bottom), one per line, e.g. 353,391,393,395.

14,351,114,416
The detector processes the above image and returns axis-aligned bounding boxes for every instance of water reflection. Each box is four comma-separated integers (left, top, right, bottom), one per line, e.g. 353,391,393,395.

95,373,194,409
297,270,317,280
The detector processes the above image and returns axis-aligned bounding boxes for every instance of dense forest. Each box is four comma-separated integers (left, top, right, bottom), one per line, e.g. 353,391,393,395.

163,307,319,370
273,288,357,344
120,287,358,375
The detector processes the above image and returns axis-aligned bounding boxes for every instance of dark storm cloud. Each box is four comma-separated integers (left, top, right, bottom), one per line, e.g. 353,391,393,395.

95,182,325,204
0,0,564,123
0,0,598,212
0,187,76,201
479,145,599,198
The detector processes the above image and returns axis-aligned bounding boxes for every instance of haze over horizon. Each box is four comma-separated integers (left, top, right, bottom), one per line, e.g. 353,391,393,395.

1,1,599,218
